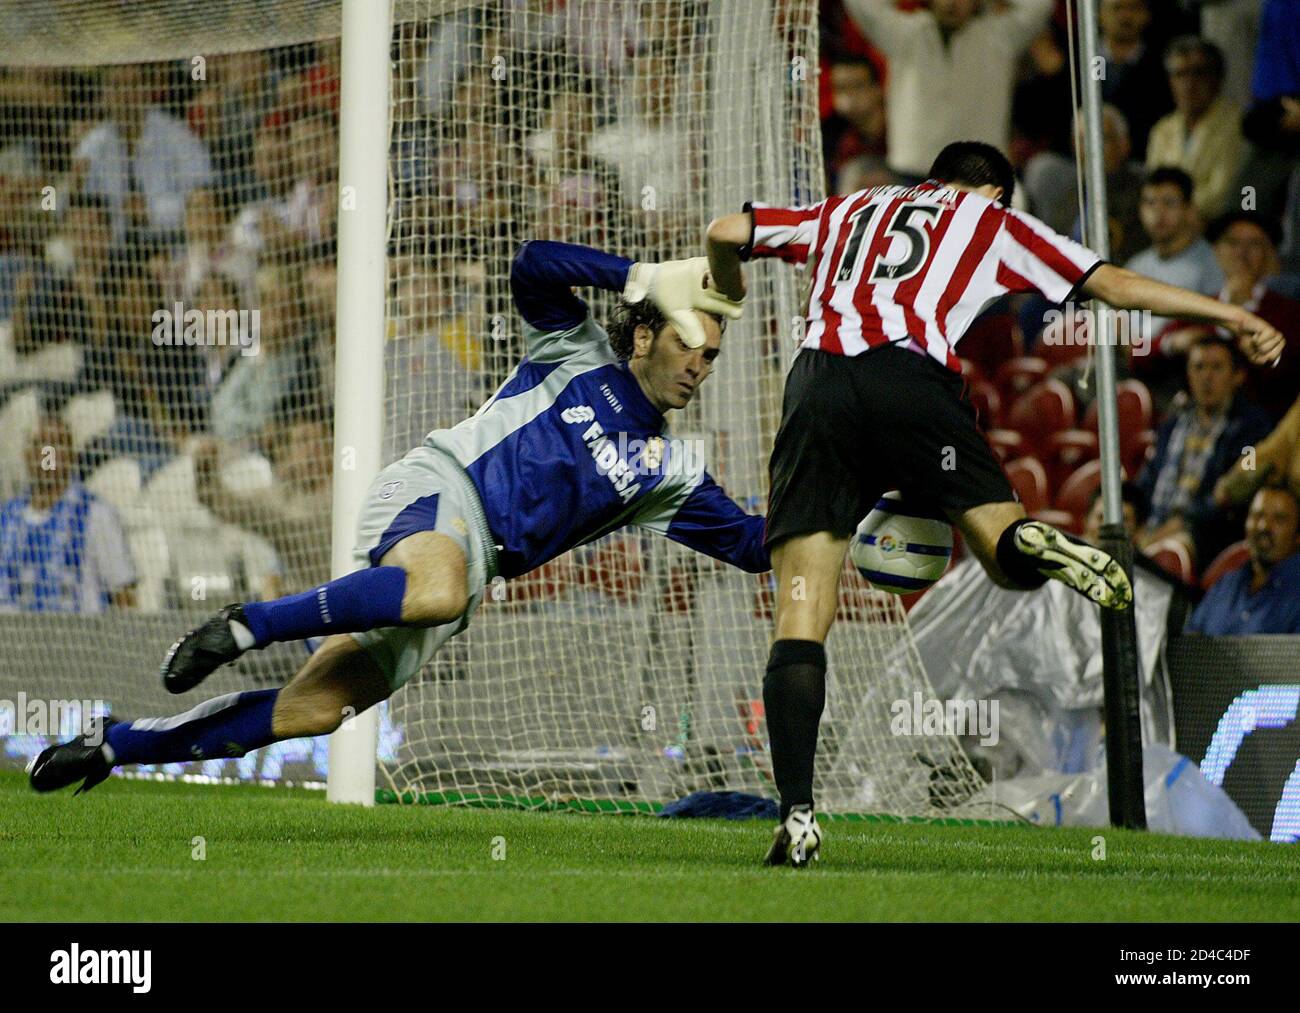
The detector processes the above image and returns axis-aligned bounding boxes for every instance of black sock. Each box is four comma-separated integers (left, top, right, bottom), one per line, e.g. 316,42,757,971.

763,638,827,820
995,519,1049,589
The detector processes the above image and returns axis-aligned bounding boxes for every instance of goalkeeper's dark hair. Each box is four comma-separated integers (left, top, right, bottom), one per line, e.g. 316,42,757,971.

927,141,1016,208
607,299,726,360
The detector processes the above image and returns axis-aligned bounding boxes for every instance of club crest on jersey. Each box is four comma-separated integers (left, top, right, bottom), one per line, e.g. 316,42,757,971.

641,436,664,472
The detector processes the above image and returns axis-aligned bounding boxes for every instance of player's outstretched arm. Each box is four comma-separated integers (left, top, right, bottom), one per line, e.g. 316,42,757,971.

511,239,741,350
705,212,751,302
1081,263,1285,366
637,469,770,574
510,239,640,334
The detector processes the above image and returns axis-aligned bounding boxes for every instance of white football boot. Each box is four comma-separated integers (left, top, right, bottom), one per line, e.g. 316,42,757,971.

764,804,823,867
1013,520,1133,610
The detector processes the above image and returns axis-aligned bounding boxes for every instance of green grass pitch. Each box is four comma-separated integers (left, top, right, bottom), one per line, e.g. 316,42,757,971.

2,771,1297,921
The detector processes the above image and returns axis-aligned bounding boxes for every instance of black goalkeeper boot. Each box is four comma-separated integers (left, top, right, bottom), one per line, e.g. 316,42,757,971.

29,716,118,795
160,603,249,694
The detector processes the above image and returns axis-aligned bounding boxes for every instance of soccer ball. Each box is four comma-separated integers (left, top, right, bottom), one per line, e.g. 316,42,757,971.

850,491,953,594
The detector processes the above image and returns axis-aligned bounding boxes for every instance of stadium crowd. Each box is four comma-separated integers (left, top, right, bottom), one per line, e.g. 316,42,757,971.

0,0,1296,635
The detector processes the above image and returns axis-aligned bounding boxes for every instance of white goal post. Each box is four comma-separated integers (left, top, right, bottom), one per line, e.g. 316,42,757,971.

326,0,393,806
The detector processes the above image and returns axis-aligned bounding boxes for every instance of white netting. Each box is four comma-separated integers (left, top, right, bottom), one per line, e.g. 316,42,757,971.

380,0,990,817
0,9,342,783
0,0,994,818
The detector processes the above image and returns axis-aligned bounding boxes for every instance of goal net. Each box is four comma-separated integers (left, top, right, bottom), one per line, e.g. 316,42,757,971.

0,0,994,820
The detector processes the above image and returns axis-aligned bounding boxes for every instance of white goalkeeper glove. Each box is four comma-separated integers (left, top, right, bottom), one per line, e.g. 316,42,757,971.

623,257,744,348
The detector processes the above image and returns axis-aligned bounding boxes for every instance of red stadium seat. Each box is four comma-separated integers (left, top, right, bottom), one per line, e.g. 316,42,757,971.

1055,458,1103,517
1031,508,1081,535
986,428,1025,462
968,378,1002,429
959,313,1022,380
1007,379,1076,454
1083,379,1153,445
1200,540,1250,591
1145,538,1196,585
1044,429,1099,490
1005,455,1049,514
1036,334,1089,369
994,356,1047,402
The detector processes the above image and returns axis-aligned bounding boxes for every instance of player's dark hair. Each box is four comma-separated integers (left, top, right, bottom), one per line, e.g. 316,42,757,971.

607,299,724,361
1142,166,1195,203
927,141,1016,207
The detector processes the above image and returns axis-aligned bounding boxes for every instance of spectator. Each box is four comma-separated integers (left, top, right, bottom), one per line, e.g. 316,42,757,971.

281,112,339,259
384,257,488,464
1248,0,1300,127
11,193,112,354
1214,394,1300,513
1191,0,1262,111
1145,37,1246,221
1022,105,1146,263
210,266,322,444
589,40,696,243
74,262,185,482
186,52,273,213
526,87,621,249
1186,485,1300,634
1010,26,1077,165
193,419,333,595
1135,333,1274,564
1097,0,1174,160
0,127,43,322
1239,2,1300,258
1126,167,1225,339
149,187,243,307
228,122,295,297
72,64,213,244
842,0,1053,181
0,418,135,613
1207,210,1300,421
429,69,522,245
274,39,340,120
186,273,245,415
821,53,889,192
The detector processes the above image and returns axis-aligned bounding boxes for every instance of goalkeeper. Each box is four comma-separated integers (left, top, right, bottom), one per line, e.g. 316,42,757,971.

31,241,759,794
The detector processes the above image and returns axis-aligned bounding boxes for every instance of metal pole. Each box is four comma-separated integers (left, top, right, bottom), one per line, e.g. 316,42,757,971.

1077,0,1146,829
327,0,392,805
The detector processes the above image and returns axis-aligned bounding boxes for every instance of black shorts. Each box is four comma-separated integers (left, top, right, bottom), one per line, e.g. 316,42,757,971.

765,344,1015,549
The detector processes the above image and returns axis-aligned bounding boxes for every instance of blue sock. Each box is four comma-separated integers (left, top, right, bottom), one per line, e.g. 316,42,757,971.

241,566,407,646
104,689,280,766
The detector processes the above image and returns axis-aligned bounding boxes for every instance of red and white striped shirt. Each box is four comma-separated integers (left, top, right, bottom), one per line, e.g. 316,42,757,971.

744,181,1102,372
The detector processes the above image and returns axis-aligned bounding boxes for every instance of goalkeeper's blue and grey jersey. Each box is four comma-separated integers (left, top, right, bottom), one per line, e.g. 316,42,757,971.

422,240,769,580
